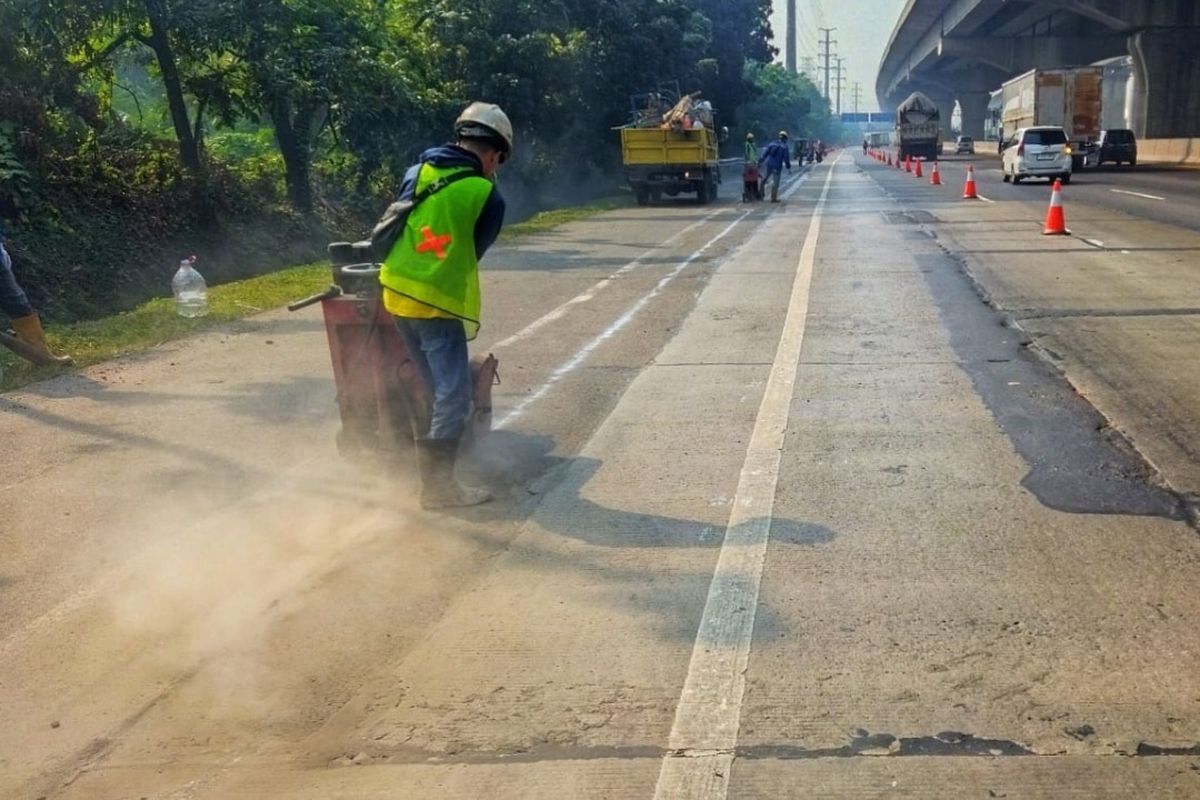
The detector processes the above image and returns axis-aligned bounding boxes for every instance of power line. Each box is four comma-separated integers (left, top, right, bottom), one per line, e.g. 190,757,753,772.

834,56,846,116
786,0,797,74
818,27,836,104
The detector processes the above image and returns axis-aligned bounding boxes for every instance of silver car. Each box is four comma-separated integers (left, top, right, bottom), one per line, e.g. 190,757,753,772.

1002,126,1073,184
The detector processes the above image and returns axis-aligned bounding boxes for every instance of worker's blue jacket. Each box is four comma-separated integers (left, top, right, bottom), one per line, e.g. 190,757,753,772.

759,139,791,171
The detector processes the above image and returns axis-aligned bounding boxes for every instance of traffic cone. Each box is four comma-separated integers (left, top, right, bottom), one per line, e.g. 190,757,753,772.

1042,179,1069,235
962,164,979,199
904,155,912,173
930,161,942,185
914,159,924,178
886,153,892,166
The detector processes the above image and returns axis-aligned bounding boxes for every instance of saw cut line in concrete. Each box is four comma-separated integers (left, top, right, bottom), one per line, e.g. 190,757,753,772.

495,211,752,430
651,154,841,800
491,210,727,350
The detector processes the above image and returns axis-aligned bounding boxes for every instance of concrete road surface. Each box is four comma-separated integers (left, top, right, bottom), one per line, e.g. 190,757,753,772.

3,155,1199,800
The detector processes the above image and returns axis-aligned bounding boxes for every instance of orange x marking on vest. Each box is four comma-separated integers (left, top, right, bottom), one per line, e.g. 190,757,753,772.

416,226,453,259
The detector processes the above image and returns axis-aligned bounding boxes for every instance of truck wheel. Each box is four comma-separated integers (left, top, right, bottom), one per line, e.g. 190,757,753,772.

1061,173,1071,184
696,180,710,204
635,186,650,206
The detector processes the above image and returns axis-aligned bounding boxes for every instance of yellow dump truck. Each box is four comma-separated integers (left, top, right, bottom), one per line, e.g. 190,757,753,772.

619,126,721,205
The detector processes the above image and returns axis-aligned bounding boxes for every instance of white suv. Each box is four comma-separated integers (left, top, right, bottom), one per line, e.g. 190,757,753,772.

1002,126,1073,184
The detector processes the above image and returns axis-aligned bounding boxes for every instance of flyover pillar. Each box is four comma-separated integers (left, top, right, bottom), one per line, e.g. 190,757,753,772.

957,92,990,142
1129,28,1200,139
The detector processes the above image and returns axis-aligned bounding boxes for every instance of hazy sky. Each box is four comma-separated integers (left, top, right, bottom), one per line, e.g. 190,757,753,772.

768,0,909,113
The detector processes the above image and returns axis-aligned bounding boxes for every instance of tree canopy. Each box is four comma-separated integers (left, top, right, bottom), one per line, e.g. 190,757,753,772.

1,0,826,218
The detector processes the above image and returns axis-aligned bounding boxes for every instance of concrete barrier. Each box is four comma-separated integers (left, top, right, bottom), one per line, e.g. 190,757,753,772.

1137,138,1200,165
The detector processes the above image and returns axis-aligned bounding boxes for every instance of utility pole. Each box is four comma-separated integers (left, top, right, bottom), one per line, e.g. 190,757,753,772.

801,56,816,76
851,82,863,115
834,56,846,116
818,28,836,104
786,0,797,74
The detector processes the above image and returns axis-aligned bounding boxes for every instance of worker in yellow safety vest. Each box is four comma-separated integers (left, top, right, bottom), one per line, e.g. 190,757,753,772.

379,102,513,509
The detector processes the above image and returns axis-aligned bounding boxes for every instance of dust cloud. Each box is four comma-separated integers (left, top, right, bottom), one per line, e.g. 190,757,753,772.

103,457,417,724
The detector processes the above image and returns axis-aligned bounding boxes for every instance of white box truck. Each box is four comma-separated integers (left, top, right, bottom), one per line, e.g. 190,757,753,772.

1000,66,1102,169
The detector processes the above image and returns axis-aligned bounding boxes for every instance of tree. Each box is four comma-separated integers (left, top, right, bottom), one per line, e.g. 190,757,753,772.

738,62,831,143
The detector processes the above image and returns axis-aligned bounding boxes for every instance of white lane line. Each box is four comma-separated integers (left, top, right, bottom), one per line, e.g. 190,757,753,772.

652,154,841,800
1111,188,1165,201
976,194,996,204
491,171,807,351
492,212,724,350
494,212,752,429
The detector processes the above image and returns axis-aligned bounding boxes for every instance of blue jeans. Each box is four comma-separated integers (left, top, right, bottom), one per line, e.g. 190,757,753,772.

0,242,33,320
395,317,471,440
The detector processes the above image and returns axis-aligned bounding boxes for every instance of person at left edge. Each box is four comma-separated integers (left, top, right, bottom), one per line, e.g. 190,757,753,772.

379,102,511,510
0,226,72,366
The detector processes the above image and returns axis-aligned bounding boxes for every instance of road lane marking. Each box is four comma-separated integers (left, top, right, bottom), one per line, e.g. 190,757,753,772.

1111,188,1165,201
976,193,995,204
492,172,807,351
652,154,840,799
494,211,752,429
491,213,724,349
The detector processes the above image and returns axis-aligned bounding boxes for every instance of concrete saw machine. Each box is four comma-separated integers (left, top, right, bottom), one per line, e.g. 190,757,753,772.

288,241,498,463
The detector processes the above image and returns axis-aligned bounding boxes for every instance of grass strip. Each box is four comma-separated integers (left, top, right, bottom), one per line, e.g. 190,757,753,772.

2,197,629,393
0,262,332,392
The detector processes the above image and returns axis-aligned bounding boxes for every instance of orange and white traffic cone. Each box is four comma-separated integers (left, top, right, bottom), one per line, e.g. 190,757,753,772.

914,159,924,178
904,155,912,173
930,161,942,185
1042,179,1069,235
962,164,979,199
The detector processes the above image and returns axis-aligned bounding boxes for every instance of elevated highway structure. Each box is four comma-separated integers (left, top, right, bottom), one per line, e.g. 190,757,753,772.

877,1,1200,145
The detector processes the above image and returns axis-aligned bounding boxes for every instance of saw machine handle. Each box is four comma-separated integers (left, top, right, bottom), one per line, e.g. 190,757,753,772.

288,285,342,312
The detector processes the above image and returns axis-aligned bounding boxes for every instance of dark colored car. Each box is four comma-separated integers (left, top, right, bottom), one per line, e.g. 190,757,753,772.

1097,129,1137,166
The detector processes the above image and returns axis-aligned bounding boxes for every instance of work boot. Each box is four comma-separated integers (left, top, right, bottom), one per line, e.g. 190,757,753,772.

415,438,491,510
9,314,73,366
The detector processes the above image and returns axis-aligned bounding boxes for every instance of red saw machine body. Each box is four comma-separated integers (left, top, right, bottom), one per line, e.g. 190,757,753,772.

289,241,498,462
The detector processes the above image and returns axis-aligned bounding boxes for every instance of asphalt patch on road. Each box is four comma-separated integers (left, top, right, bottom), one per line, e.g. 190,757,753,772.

913,247,1186,523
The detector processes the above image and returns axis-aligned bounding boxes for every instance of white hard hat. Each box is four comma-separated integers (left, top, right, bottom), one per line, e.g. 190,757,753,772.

455,102,514,161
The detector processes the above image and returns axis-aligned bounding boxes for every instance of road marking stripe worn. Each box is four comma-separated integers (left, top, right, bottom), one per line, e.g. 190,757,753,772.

495,211,752,429
492,213,722,349
1111,188,1165,201
652,154,840,799
493,170,809,351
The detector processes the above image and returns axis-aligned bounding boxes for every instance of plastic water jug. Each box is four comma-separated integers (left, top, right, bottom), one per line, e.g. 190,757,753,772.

171,256,208,318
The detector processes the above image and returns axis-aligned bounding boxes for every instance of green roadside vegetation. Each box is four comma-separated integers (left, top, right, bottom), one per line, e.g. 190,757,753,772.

1,198,630,393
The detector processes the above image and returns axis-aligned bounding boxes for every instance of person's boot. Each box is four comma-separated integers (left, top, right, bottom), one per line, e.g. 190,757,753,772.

9,314,73,366
415,438,491,510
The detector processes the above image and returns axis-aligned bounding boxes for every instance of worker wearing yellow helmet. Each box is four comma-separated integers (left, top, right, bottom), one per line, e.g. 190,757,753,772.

379,101,513,509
